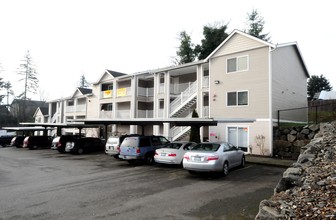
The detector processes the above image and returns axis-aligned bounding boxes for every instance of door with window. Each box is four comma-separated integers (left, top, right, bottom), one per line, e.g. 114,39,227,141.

227,126,248,152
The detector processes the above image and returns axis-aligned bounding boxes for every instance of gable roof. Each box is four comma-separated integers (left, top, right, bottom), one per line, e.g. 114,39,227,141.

33,106,49,118
275,42,310,77
204,29,275,62
70,87,92,98
93,69,128,84
106,70,127,77
78,87,92,95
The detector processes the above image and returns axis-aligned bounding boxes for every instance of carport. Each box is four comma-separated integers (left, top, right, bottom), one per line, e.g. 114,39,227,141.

1,126,55,136
18,122,103,137
70,118,218,141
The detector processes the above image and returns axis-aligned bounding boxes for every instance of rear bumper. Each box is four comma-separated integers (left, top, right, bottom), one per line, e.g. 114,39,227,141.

119,154,144,160
183,161,222,172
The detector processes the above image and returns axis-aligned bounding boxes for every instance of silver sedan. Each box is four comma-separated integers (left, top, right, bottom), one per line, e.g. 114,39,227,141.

154,141,197,165
183,142,245,176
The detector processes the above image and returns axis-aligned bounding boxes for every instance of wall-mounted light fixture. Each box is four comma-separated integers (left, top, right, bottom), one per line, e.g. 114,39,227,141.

214,80,220,84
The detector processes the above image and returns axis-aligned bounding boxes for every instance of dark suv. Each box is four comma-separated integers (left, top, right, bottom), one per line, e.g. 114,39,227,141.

23,136,53,150
65,137,105,154
119,135,169,164
51,135,81,153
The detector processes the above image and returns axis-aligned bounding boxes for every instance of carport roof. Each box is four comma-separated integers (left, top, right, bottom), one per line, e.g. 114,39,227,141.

18,122,102,128
70,118,218,126
1,126,55,131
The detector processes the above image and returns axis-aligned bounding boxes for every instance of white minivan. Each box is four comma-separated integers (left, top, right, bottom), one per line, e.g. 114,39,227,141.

105,134,140,158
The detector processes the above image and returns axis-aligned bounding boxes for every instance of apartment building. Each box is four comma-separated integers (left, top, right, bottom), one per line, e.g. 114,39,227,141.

46,87,93,136
83,30,309,155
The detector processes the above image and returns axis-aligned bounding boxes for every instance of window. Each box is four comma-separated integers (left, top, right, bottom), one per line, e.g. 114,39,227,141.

228,126,248,151
227,56,248,73
227,91,248,106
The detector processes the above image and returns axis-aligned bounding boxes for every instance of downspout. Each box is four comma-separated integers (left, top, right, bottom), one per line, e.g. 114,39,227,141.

269,46,276,156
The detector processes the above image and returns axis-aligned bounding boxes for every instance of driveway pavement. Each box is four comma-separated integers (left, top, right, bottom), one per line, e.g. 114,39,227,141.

0,147,286,220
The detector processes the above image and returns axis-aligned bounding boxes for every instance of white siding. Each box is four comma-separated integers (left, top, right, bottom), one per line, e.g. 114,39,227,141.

272,45,308,123
212,34,267,58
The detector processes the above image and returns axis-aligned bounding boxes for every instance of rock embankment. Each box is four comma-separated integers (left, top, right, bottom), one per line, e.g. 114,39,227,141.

256,122,336,219
273,124,320,160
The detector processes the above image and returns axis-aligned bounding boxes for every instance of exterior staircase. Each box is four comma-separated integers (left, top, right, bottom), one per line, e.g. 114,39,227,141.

170,81,197,118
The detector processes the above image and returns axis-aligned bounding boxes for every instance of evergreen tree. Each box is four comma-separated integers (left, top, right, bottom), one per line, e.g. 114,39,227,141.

79,74,90,88
245,9,270,41
3,81,14,105
17,50,39,100
189,109,201,143
175,31,195,65
0,78,4,104
194,23,229,60
307,74,332,98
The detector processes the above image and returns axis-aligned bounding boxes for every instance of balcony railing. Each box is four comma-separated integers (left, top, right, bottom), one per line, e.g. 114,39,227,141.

100,110,113,119
170,81,197,114
158,83,165,94
138,87,154,97
203,106,209,118
203,76,209,88
137,110,154,118
66,106,74,113
116,87,132,97
116,110,130,118
100,90,113,99
76,104,86,112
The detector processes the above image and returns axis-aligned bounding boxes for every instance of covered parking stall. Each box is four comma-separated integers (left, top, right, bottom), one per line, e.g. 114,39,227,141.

1,126,55,136
17,122,103,137
70,118,218,141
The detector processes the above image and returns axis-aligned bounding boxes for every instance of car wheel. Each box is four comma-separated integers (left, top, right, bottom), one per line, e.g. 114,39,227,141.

145,154,154,165
113,155,120,159
222,162,229,177
240,156,245,168
77,148,84,154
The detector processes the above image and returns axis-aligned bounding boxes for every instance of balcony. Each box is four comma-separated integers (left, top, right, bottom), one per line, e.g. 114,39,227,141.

203,76,209,88
116,110,130,119
100,90,113,99
100,110,113,119
116,87,132,97
76,104,86,112
138,87,154,97
137,110,154,118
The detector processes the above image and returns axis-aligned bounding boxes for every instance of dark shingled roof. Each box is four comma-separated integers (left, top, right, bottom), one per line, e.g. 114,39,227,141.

106,70,127,77
78,87,92,95
39,107,49,115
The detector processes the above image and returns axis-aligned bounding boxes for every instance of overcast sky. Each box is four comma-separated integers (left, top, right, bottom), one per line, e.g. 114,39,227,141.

0,0,335,102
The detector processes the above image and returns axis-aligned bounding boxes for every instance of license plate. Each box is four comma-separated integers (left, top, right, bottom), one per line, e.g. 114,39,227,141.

193,157,201,162
161,153,167,156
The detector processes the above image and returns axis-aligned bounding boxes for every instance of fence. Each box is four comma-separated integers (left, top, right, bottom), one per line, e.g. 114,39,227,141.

277,100,336,128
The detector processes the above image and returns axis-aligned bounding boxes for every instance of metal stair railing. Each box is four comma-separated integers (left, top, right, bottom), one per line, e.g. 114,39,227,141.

170,81,197,116
169,112,193,140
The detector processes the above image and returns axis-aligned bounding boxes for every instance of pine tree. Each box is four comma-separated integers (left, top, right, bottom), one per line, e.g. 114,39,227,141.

245,9,270,41
17,50,39,100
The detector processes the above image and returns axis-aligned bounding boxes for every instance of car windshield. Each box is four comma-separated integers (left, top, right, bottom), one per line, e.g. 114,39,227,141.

191,143,220,152
164,143,183,149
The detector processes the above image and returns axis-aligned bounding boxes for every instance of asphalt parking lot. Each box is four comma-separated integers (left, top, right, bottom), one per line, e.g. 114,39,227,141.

0,147,286,220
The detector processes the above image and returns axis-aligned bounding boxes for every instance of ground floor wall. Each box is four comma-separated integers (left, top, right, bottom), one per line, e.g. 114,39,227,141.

208,120,272,155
